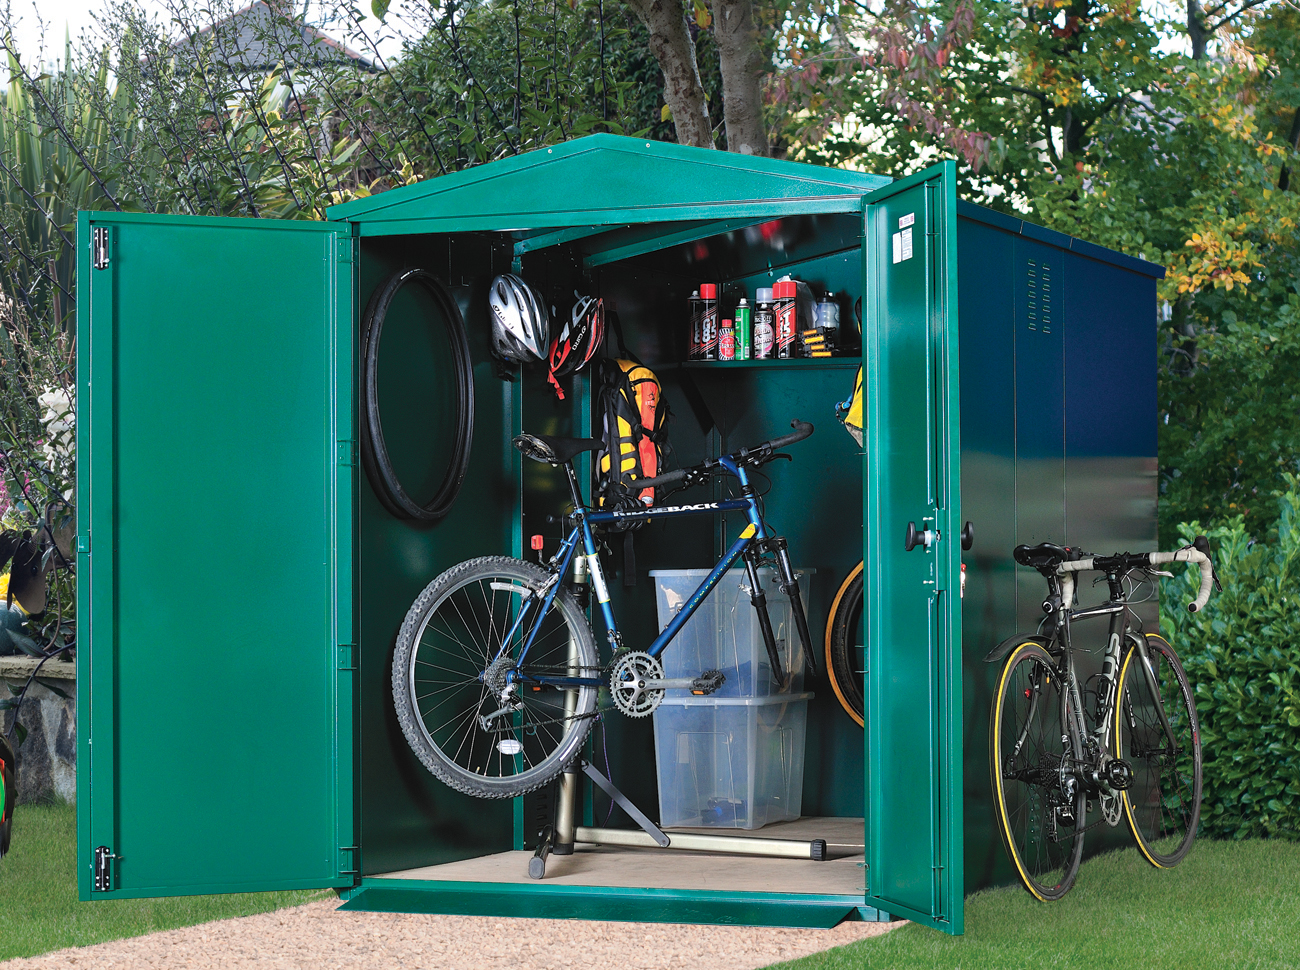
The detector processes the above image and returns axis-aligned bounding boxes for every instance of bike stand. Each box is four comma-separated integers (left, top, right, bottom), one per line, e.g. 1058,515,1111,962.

529,759,828,879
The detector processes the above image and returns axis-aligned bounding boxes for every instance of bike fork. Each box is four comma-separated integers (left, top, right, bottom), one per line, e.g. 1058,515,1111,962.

772,537,817,677
742,549,785,684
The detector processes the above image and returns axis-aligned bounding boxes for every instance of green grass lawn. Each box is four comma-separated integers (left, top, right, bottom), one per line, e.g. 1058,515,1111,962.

0,801,329,961
775,838,1300,970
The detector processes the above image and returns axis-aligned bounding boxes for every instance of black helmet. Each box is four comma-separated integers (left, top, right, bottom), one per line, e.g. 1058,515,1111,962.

489,274,550,362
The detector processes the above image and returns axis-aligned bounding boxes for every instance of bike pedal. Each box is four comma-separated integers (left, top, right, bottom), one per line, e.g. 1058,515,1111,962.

690,670,726,695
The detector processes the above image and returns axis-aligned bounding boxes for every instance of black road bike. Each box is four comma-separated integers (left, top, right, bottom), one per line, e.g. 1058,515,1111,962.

987,538,1217,900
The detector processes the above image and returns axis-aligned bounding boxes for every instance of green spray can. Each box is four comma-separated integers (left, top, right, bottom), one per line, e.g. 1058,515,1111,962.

734,298,752,361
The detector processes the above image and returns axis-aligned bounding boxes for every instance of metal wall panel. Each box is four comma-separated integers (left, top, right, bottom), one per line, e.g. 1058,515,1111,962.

355,234,516,876
1013,238,1067,631
76,213,353,898
954,216,1018,890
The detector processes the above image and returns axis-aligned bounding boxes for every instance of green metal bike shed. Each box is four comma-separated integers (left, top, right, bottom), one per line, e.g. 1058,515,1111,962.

76,134,1163,935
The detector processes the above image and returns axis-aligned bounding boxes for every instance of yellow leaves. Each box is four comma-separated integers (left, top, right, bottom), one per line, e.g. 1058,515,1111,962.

1173,228,1261,295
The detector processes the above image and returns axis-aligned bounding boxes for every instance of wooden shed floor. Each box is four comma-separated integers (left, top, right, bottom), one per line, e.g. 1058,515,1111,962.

374,817,865,896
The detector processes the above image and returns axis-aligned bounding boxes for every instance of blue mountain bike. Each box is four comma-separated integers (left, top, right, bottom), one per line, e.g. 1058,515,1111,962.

391,420,816,799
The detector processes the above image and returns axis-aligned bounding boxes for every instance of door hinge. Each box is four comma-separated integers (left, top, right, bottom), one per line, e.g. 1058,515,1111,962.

336,440,355,466
338,845,359,876
336,238,354,264
77,534,91,553
93,845,121,891
338,643,357,671
92,227,109,270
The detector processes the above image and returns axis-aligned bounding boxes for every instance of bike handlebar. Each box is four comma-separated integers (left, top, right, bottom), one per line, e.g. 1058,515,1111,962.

636,468,688,490
636,420,814,492
742,420,814,457
1055,538,1215,613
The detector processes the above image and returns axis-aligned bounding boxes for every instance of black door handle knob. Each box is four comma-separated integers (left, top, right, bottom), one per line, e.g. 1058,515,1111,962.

961,521,975,551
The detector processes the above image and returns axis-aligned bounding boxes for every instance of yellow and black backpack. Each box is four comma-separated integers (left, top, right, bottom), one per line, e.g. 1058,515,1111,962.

595,356,669,585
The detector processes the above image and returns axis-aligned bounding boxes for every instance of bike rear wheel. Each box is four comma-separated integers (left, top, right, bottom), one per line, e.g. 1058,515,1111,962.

1115,633,1202,867
392,556,599,799
825,562,864,727
990,641,1086,901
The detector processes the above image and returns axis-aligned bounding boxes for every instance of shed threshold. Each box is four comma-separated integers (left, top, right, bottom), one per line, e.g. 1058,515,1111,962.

340,817,884,928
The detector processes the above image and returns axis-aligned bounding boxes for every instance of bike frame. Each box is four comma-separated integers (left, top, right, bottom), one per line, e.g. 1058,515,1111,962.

496,455,770,690
1050,573,1179,762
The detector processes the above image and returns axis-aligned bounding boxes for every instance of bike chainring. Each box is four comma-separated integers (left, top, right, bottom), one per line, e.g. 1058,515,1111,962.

610,651,665,718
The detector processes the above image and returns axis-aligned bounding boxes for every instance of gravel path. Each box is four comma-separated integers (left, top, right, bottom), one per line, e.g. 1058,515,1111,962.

1,899,903,969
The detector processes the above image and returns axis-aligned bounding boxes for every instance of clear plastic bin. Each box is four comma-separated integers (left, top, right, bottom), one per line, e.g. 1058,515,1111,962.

649,567,812,696
653,693,813,830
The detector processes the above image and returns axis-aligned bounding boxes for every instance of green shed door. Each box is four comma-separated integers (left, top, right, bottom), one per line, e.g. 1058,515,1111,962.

862,163,963,934
76,214,355,899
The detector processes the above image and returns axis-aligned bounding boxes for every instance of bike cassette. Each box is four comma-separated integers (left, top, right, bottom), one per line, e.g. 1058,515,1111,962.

610,651,665,718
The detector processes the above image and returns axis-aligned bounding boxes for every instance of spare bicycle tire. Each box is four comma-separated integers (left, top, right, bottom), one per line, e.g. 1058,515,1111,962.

360,268,475,523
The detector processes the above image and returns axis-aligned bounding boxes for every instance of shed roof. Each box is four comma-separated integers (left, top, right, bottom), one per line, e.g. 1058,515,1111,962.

325,134,892,234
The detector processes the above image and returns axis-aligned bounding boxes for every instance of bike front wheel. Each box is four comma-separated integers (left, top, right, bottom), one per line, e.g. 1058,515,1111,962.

392,556,599,799
1115,633,1202,867
990,640,1086,901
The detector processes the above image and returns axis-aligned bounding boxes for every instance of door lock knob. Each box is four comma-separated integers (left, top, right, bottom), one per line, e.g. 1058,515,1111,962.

904,521,937,551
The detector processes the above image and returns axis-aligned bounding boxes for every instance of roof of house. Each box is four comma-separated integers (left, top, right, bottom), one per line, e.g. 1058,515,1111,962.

174,1,377,74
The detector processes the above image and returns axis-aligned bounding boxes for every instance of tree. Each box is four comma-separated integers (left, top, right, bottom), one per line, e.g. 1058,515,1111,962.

780,0,1300,539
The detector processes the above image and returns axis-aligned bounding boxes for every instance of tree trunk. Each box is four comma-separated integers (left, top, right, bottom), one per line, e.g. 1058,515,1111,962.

1279,109,1300,191
624,0,714,148
1187,0,1208,60
710,0,768,155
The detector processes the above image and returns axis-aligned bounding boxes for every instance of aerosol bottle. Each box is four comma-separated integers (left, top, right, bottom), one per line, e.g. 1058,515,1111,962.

753,287,775,360
719,320,735,360
700,283,719,360
734,298,752,361
773,279,799,358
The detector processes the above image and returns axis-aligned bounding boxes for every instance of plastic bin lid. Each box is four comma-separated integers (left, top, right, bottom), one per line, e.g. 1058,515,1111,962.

648,568,815,576
656,692,815,707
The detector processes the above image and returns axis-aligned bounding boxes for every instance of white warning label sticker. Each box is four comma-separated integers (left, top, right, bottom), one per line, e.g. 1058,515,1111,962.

899,212,916,228
892,227,914,264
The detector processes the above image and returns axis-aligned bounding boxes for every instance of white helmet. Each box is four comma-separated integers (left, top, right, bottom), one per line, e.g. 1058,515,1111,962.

489,274,550,362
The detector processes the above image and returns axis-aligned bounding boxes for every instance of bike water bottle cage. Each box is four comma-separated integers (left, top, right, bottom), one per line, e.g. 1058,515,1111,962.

513,433,604,466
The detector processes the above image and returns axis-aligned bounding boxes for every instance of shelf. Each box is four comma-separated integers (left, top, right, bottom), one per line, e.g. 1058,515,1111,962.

678,357,860,370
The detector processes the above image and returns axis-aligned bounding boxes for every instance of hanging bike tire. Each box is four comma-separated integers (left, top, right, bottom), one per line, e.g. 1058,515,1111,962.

360,268,475,523
826,562,865,727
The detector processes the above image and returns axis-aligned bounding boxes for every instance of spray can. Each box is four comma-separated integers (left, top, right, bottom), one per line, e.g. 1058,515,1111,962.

700,283,719,360
753,287,775,360
773,279,798,358
734,298,751,361
688,289,702,360
719,320,735,360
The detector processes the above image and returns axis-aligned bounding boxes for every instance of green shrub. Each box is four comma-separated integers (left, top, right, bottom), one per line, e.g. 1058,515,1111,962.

1161,483,1300,840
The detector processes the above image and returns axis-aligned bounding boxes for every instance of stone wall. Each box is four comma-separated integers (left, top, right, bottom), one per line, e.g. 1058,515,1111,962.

1,656,75,804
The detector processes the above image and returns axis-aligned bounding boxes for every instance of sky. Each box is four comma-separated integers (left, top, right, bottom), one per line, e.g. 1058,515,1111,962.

3,0,410,65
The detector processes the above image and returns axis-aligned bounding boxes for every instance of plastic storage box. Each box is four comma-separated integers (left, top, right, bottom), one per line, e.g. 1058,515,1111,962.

649,567,812,696
653,693,814,830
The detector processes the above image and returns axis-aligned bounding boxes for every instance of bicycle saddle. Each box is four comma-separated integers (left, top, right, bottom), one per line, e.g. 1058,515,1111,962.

1013,542,1074,570
513,433,603,465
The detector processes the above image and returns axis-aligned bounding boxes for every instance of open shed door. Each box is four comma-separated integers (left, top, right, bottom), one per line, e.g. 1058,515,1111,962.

862,163,963,933
76,214,355,899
